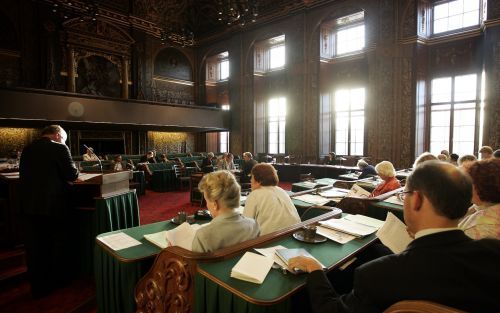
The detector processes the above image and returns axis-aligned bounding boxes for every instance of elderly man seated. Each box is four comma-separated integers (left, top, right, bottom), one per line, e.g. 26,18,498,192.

289,161,500,313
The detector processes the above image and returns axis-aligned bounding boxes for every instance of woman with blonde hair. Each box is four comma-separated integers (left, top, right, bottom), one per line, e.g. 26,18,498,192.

370,161,401,197
192,171,259,252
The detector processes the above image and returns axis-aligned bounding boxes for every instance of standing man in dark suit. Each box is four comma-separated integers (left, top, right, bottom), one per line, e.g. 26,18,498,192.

289,161,500,313
19,125,79,296
241,152,258,184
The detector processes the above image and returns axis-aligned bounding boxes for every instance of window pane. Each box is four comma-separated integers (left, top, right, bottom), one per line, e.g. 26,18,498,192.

268,97,286,154
430,109,450,154
434,3,449,19
454,74,477,101
453,105,475,155
219,132,229,153
270,45,285,69
448,0,463,16
431,77,452,103
335,90,350,111
434,18,448,34
463,0,479,12
350,88,365,110
433,0,480,34
463,11,479,27
319,93,331,156
219,60,229,80
336,24,365,55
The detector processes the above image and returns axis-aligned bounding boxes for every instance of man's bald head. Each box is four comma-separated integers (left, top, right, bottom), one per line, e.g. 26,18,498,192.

406,161,472,220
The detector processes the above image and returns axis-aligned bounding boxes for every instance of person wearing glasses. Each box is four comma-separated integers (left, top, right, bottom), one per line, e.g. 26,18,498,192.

288,161,500,313
458,158,500,239
370,161,401,197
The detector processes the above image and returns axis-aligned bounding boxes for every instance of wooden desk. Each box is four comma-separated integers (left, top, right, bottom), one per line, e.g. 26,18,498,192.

134,211,363,313
273,164,358,182
196,233,376,311
0,172,21,247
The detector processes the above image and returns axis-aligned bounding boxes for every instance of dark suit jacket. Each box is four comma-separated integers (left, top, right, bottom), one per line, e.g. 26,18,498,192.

19,137,79,216
307,230,500,313
358,165,377,179
201,157,213,167
241,159,258,183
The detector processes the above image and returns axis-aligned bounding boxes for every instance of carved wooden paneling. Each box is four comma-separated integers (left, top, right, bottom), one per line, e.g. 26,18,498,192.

430,41,477,75
400,0,417,39
399,58,414,167
375,58,395,161
63,19,134,56
135,253,193,313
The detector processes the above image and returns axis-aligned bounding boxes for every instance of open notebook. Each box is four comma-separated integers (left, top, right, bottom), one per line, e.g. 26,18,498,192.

144,222,206,250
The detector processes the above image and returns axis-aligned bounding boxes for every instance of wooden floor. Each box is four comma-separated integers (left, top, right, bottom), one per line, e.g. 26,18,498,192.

0,276,96,313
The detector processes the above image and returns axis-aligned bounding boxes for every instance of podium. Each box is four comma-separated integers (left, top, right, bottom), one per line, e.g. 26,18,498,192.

76,171,133,198
74,171,140,275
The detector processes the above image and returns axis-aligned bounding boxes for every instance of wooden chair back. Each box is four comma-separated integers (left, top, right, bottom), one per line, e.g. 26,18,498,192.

383,300,468,313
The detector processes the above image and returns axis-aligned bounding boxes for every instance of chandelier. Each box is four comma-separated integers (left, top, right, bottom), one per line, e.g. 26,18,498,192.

49,0,100,22
160,23,195,47
217,0,259,27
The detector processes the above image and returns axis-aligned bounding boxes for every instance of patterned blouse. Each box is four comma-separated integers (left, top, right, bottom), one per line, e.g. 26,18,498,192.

459,203,500,240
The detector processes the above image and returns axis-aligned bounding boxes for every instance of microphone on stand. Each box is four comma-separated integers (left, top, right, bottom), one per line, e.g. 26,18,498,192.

84,144,103,173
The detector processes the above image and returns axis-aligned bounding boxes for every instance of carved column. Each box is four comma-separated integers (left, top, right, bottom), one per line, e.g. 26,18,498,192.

67,47,76,92
122,57,129,99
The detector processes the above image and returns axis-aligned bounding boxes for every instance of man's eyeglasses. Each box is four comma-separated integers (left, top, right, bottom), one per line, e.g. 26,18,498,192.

397,190,414,201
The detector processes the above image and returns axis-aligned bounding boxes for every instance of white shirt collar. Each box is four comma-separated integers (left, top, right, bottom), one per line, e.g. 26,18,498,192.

414,227,459,239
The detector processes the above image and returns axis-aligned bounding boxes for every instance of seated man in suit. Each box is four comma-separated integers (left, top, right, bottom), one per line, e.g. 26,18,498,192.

289,160,500,313
201,152,215,173
240,152,258,184
356,159,377,179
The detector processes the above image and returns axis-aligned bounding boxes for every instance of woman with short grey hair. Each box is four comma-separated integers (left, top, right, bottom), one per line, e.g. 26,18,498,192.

192,171,259,253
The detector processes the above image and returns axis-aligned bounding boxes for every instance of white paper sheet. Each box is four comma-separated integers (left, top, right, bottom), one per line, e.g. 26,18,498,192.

97,232,142,251
376,212,413,253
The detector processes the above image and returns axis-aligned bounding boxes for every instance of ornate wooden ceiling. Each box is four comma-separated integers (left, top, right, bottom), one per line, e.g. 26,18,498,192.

45,0,340,45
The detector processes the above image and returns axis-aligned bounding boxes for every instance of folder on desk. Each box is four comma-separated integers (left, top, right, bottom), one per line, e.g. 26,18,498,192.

230,252,274,284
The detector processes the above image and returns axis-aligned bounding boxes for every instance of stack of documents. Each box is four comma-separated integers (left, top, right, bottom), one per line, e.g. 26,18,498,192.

317,214,384,244
318,188,349,198
230,252,274,284
302,181,317,188
292,194,330,206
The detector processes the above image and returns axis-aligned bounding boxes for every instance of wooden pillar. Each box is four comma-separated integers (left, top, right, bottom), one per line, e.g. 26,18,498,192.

67,47,76,92
122,57,129,99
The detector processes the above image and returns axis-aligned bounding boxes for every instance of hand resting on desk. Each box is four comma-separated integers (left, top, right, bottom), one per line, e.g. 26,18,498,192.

288,256,323,273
